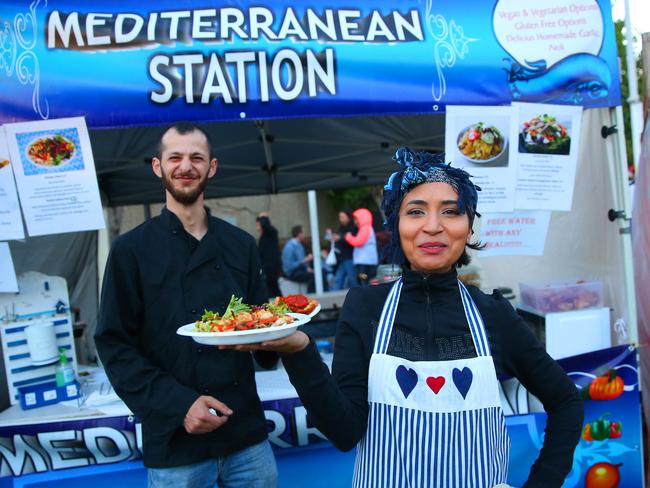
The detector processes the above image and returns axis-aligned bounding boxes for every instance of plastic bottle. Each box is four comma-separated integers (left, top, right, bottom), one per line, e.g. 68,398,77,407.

55,348,75,387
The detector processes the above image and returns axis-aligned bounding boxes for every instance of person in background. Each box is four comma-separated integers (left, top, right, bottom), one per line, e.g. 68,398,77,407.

282,224,315,292
330,209,358,290
321,246,336,291
95,122,277,488
345,208,378,286
241,147,582,488
256,212,282,298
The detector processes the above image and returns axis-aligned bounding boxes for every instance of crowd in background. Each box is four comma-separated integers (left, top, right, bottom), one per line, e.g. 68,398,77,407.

255,208,383,297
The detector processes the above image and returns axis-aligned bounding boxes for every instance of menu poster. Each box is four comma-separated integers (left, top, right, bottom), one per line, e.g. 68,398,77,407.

0,131,25,240
513,102,582,210
479,210,551,257
445,106,518,213
0,243,18,292
4,117,105,236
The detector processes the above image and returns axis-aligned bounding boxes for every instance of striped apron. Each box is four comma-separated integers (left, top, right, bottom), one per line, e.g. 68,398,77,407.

352,278,510,487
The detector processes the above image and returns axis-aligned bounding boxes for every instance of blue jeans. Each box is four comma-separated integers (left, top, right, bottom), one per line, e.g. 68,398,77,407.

148,440,277,488
333,259,358,290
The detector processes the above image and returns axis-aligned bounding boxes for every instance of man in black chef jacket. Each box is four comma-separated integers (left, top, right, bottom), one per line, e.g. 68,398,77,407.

95,122,277,487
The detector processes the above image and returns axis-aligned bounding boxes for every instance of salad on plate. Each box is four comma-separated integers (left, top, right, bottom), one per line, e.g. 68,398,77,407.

519,114,571,155
27,134,75,167
194,295,295,332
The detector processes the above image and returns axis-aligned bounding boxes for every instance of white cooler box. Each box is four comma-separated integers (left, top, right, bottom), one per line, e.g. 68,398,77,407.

544,307,611,359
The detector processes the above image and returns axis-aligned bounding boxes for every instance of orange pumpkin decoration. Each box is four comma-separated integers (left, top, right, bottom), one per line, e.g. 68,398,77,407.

583,369,625,401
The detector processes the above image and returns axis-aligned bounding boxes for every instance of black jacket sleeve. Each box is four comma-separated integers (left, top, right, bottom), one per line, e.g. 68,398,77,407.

94,238,199,427
491,293,584,488
281,287,372,451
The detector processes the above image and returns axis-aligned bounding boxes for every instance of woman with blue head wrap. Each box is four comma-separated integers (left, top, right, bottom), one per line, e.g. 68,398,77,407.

235,147,583,488
381,147,483,269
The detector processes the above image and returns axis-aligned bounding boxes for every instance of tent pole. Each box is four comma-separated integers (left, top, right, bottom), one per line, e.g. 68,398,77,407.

97,207,111,297
308,190,324,294
641,32,650,104
623,0,643,170
609,106,638,343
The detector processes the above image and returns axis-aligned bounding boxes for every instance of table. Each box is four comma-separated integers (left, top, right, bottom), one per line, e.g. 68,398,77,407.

1,347,644,488
0,356,356,487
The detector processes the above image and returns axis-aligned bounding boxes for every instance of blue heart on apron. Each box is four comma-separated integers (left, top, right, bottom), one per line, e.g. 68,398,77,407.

395,365,418,399
452,367,473,399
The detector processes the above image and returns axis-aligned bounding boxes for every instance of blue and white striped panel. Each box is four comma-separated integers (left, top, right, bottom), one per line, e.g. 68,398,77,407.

0,314,75,403
457,281,490,357
354,404,509,487
374,279,403,355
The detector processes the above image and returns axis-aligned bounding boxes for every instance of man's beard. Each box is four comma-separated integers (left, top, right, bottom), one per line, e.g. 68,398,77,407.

160,166,209,205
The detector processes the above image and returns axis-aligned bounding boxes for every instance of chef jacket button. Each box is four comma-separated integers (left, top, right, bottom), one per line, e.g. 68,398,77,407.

197,348,203,354
214,265,221,270
172,230,178,235
233,381,239,387
202,388,210,394
191,309,197,314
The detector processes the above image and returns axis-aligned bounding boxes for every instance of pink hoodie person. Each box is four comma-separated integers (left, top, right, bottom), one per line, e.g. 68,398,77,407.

345,208,378,265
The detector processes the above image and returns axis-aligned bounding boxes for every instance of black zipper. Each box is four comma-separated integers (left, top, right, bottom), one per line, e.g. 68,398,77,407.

424,274,433,354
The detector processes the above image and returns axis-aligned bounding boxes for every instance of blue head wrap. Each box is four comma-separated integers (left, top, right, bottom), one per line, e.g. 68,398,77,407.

381,147,481,265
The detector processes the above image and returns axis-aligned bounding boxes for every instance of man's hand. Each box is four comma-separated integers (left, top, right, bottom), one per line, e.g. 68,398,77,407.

219,331,310,355
184,396,233,434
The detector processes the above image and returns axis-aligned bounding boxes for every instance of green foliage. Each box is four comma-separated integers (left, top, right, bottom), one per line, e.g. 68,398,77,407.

327,186,379,212
615,19,643,174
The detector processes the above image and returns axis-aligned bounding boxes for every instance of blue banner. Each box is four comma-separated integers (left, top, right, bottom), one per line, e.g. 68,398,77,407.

505,345,644,488
0,0,621,128
0,347,644,486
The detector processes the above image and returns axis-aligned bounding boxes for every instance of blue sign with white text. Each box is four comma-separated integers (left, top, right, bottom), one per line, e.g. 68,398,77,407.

0,0,621,128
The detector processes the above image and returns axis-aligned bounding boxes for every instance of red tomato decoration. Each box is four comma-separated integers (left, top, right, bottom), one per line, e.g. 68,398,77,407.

585,462,622,488
276,294,319,314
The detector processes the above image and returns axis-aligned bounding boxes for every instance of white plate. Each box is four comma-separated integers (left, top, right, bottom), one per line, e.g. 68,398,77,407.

176,312,311,345
456,125,508,164
25,134,76,168
307,303,321,318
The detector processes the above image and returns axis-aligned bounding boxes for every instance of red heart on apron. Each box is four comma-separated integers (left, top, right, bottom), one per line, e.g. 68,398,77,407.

426,376,445,394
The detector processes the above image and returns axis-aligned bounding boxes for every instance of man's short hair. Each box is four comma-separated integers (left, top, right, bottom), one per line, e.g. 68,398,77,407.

291,225,303,238
155,122,213,160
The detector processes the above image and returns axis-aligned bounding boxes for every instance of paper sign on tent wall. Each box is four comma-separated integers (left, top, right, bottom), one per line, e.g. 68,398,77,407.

0,243,18,292
513,102,583,211
445,105,518,213
479,210,551,257
0,130,24,241
3,117,105,237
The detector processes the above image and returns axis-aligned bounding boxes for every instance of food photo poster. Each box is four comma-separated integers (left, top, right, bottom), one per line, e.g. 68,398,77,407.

0,131,25,241
445,105,518,213
513,102,583,211
0,243,18,293
3,117,105,236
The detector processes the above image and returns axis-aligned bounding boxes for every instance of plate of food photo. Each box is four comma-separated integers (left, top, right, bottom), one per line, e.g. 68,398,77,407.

519,114,571,155
457,122,507,164
25,134,76,168
176,295,311,345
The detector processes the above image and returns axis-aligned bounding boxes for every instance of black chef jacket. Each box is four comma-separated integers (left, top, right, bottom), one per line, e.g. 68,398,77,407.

95,207,271,468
